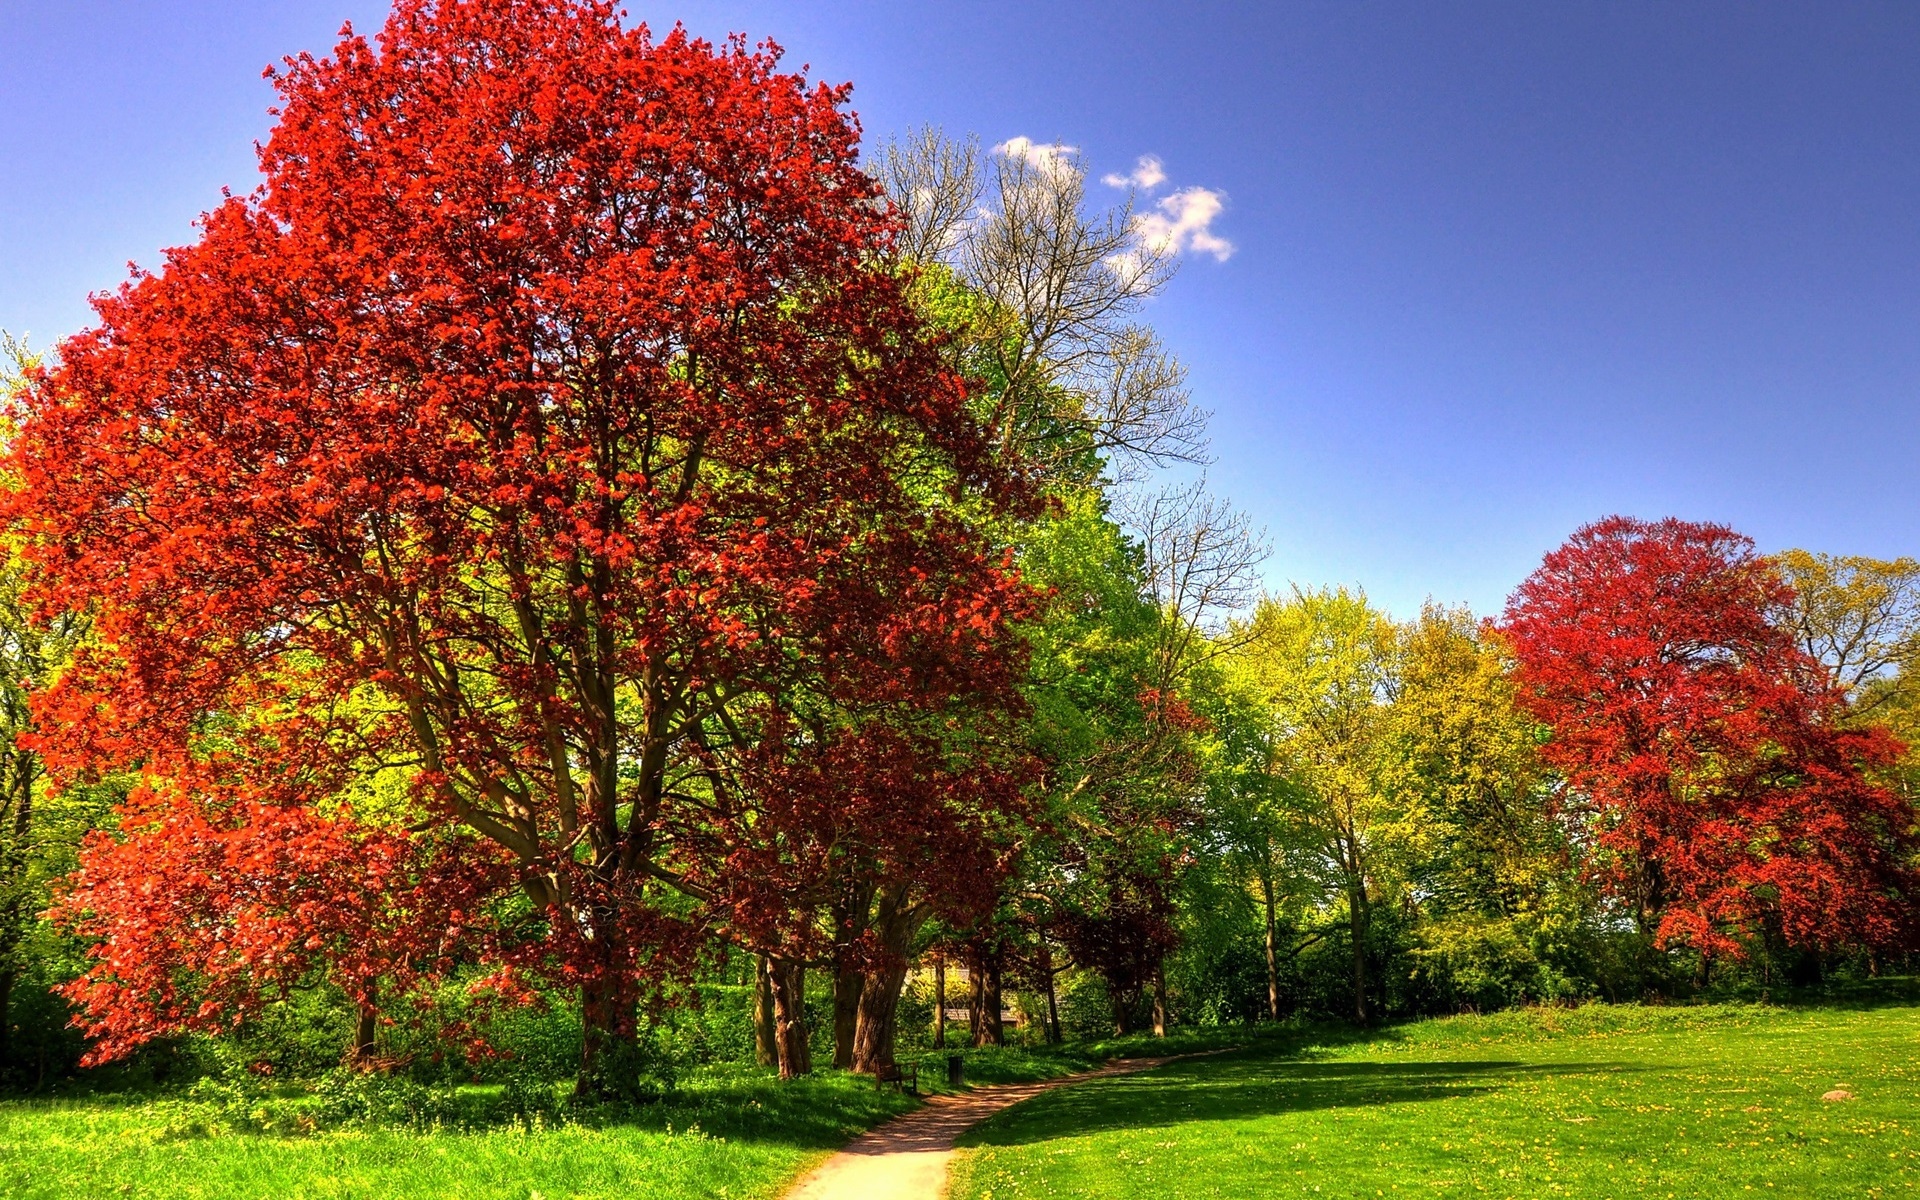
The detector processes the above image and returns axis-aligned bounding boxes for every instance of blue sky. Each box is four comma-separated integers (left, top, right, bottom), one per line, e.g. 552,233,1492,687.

4,2,1919,617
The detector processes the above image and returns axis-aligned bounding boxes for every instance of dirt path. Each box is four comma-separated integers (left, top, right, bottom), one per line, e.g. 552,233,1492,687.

782,1057,1174,1200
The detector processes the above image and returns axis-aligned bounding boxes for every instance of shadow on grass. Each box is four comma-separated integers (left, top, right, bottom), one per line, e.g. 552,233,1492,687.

1755,975,1920,1011
955,1052,1645,1148
551,1023,1409,1147
561,1068,920,1150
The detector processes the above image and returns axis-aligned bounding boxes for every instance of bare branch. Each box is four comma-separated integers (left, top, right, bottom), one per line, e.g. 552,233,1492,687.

872,132,1212,482
1120,478,1268,684
874,127,982,267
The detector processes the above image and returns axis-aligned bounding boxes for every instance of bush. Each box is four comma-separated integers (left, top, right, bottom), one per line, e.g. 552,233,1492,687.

310,1066,464,1130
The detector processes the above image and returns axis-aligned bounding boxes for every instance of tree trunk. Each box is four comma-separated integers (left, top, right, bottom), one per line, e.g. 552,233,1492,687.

934,959,947,1049
768,958,811,1079
828,885,873,1070
578,974,638,1096
753,952,777,1068
1039,938,1062,1044
0,966,12,1069
832,963,861,1070
349,999,377,1065
1152,964,1168,1037
1261,876,1281,1022
853,883,927,1074
983,961,1004,1046
968,946,1004,1047
1111,985,1132,1037
1348,885,1370,1025
853,961,909,1074
968,963,985,1043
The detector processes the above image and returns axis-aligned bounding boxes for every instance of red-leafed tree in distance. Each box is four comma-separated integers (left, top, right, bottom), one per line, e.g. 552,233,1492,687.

9,0,1034,1087
1502,516,1919,964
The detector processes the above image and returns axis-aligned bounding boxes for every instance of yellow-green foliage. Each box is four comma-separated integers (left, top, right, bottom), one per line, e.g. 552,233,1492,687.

1231,587,1420,903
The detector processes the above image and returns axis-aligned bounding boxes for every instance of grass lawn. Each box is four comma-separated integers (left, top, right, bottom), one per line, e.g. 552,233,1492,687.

951,1003,1920,1199
0,1033,1203,1200
0,1065,920,1200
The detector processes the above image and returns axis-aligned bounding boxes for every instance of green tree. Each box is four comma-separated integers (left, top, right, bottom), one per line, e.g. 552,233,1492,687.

1232,588,1414,1023
1199,665,1325,1022
1388,605,1588,1009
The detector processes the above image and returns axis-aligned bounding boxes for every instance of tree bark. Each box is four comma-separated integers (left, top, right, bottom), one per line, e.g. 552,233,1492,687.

853,960,909,1073
968,946,1004,1047
1261,875,1281,1022
933,958,947,1049
1038,938,1062,1044
349,999,378,1065
828,885,873,1070
832,963,862,1070
1152,963,1168,1037
768,958,811,1079
853,883,927,1073
753,952,777,1068
1348,884,1370,1025
578,974,638,1096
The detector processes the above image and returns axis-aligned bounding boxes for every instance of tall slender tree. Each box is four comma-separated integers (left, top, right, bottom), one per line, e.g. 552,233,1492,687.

1232,588,1412,1024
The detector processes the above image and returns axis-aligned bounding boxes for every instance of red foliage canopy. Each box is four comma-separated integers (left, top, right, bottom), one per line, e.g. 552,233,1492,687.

56,784,506,1066
1502,516,1918,957
11,0,1033,1065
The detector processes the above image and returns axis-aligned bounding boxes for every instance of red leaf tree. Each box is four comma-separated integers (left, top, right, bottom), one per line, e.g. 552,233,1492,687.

56,778,506,1068
10,0,1032,1084
1502,516,1919,963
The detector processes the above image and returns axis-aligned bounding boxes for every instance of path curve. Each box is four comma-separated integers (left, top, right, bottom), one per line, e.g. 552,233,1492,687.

783,1057,1174,1200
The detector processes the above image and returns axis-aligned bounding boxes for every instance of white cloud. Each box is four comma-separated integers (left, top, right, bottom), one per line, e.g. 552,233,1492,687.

1133,186,1234,262
994,136,1234,271
994,136,1080,182
1101,154,1167,191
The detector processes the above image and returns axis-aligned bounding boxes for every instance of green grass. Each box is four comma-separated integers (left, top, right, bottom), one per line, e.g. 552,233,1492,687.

15,1005,1911,1199
0,1064,916,1200
0,1033,1193,1200
951,1003,1920,1199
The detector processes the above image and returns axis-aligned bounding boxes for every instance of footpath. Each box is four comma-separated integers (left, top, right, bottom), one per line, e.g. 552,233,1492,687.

783,1056,1174,1200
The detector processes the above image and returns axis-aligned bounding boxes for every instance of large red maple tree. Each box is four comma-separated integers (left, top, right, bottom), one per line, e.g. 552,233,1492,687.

10,0,1032,1084
1502,516,1918,962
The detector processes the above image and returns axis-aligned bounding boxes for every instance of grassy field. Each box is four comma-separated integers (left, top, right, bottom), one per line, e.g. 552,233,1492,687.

951,1002,1920,1199
0,1064,910,1200
7,1005,1916,1199
0,1033,1197,1200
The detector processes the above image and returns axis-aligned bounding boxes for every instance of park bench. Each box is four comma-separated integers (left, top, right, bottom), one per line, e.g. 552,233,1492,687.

874,1061,919,1095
